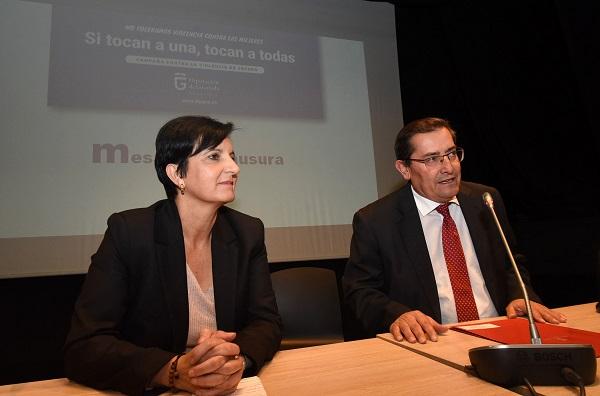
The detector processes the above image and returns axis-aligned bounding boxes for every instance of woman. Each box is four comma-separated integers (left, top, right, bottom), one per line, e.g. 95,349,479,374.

64,116,282,396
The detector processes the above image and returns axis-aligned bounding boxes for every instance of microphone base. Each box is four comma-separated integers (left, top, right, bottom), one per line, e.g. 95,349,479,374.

468,344,597,386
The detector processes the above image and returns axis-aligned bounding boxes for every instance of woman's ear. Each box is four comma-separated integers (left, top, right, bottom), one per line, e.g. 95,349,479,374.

165,163,181,186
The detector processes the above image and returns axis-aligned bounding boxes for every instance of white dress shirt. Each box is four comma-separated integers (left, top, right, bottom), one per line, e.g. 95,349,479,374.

411,186,499,323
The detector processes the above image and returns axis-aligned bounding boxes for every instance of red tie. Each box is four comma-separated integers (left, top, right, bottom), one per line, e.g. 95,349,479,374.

436,203,479,322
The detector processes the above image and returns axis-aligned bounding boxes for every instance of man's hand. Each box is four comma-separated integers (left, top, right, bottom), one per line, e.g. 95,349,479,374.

506,299,566,324
390,310,448,343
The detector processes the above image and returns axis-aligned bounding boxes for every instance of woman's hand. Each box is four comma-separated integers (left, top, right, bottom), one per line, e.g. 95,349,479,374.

197,329,237,344
152,329,244,395
178,334,244,395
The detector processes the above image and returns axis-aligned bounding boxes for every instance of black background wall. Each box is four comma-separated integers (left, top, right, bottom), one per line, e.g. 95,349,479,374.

2,0,600,385
388,0,600,308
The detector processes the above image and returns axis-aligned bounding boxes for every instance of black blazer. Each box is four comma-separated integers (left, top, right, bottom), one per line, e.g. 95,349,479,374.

342,181,540,336
64,199,282,396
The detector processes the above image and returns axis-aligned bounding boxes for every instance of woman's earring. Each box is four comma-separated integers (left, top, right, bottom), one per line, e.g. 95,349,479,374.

178,183,185,195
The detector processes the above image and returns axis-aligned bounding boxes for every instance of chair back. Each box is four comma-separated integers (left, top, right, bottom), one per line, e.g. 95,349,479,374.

270,266,344,349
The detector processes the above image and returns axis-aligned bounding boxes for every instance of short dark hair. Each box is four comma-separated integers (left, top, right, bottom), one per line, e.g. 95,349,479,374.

155,116,234,198
394,117,457,163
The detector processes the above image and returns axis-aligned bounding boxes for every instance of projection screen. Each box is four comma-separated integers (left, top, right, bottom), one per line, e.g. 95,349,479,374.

0,0,403,278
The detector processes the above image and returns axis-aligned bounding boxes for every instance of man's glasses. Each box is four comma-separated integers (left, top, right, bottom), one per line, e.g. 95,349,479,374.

407,147,464,169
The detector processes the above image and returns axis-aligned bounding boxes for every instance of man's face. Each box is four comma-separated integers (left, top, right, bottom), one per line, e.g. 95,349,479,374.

395,127,461,203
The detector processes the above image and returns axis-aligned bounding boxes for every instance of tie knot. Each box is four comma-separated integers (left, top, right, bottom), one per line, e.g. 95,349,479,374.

436,203,451,217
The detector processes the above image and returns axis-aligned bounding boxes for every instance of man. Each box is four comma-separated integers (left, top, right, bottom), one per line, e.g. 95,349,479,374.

343,117,565,344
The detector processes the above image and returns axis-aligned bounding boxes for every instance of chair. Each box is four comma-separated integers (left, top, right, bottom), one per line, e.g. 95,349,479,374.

270,266,344,350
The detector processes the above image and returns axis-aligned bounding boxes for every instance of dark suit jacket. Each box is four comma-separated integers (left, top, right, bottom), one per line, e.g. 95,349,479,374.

64,199,282,396
342,181,540,336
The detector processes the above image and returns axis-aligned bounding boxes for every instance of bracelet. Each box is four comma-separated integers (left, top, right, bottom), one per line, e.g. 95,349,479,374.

168,353,185,389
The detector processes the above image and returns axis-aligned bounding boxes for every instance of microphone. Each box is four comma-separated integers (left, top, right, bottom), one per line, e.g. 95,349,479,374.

467,192,597,387
482,192,541,345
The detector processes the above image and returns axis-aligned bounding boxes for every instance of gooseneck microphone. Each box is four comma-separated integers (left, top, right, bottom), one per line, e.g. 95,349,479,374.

482,192,541,345
467,192,597,387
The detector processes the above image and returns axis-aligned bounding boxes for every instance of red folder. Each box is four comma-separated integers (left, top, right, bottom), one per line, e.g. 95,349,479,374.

452,318,600,357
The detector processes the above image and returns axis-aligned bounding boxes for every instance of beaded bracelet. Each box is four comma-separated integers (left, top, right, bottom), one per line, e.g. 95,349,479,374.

168,353,185,389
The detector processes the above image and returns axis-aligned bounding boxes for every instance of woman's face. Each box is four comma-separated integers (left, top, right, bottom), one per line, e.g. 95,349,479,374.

182,137,240,206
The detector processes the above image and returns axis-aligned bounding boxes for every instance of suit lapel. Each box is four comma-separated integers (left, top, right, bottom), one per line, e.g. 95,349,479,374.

155,200,188,351
394,187,441,319
211,209,238,331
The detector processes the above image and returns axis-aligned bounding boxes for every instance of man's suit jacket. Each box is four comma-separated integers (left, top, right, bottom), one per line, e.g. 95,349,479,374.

342,181,540,336
64,199,282,396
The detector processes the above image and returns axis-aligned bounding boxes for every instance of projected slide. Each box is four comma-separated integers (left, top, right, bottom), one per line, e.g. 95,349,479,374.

48,5,323,118
0,0,397,277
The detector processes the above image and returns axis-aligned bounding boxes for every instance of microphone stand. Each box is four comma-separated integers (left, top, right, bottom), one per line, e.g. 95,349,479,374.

467,193,596,387
483,192,541,345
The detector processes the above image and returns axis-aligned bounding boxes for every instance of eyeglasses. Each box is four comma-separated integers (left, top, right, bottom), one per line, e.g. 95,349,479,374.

407,147,464,169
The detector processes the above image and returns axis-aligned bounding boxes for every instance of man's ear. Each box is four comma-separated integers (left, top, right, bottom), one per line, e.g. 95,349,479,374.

395,160,411,181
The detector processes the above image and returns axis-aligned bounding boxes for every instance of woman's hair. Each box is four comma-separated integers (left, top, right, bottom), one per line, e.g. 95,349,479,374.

394,117,456,163
154,115,234,198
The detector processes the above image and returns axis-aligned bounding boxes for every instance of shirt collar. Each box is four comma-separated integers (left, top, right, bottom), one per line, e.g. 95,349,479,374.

411,185,459,216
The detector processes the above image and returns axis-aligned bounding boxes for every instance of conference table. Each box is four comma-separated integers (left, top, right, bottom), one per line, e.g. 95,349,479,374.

1,303,598,395
377,302,600,395
258,337,512,395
